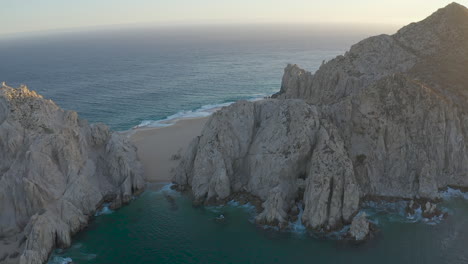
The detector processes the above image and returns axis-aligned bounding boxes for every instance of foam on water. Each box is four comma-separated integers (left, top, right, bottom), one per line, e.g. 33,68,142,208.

155,183,180,196
441,187,468,200
133,95,266,129
48,251,97,264
206,200,257,223
157,183,174,192
289,202,306,234
223,200,256,212
363,200,447,226
323,225,350,240
405,206,423,223
94,203,113,216
215,214,226,220
48,256,73,264
423,214,446,226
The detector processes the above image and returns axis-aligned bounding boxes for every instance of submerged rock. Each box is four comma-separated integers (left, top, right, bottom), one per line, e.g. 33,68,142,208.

174,3,468,235
0,84,145,264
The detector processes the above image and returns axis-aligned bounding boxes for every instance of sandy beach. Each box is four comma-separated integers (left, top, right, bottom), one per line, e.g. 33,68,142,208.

128,117,208,182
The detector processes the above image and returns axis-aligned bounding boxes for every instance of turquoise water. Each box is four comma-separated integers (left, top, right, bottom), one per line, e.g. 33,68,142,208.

49,185,468,264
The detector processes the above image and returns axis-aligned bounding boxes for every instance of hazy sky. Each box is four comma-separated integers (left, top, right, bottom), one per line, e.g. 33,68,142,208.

1,0,463,35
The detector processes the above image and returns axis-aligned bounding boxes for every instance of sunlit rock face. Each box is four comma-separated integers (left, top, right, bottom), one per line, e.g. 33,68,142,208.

0,84,145,264
175,100,359,229
175,3,468,231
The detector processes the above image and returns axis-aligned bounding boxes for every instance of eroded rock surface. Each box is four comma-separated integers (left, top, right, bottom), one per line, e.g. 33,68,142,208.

349,213,370,241
0,84,145,264
175,99,359,229
174,3,468,233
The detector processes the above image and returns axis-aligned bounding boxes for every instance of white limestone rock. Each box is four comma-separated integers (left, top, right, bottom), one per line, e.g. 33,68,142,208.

0,84,145,264
274,3,468,200
174,3,468,235
175,99,360,229
302,122,359,230
349,213,370,241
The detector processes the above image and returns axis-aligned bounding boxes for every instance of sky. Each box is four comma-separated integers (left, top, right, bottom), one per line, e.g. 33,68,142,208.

0,0,464,35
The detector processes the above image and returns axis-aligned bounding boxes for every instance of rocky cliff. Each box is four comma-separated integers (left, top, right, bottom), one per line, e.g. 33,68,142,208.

174,2,468,234
0,83,145,264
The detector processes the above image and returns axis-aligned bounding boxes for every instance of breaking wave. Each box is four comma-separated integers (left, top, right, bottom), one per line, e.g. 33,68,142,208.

133,95,266,129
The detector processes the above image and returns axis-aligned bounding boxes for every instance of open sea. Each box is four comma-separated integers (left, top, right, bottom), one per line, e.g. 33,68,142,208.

1,25,385,130
1,25,468,264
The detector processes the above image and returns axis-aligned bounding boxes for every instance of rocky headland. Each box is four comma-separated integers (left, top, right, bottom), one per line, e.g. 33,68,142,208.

0,83,145,263
174,2,468,240
1,3,467,263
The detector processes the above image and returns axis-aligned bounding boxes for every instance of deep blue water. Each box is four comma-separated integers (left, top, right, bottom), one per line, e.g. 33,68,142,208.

0,25,379,130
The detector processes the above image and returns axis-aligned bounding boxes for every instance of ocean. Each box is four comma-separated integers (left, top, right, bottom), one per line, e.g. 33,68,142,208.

2,25,467,264
0,24,384,130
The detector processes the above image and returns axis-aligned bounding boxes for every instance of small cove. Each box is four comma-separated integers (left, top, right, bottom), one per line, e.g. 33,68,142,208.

49,185,468,264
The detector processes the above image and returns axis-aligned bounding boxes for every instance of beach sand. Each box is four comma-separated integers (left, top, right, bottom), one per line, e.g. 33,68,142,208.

128,117,208,182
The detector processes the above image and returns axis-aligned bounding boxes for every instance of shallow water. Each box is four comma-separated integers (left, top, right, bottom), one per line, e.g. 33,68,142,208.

49,186,468,264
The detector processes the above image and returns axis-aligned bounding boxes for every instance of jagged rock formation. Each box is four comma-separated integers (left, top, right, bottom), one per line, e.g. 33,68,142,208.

175,100,359,229
349,213,370,241
0,84,145,264
174,2,468,233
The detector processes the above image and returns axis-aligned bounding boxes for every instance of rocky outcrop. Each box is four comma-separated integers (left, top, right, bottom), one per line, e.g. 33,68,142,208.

175,99,359,229
348,213,370,241
275,2,468,105
334,74,468,200
174,2,468,234
0,84,145,264
281,3,468,201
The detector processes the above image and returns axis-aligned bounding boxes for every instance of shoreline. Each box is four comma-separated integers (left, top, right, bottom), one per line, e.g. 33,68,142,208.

126,97,267,183
128,95,267,131
128,116,209,183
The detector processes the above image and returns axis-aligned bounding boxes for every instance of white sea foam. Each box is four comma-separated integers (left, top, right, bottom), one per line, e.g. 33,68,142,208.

145,183,181,199
289,202,306,234
423,214,445,225
441,187,468,200
206,205,224,214
158,183,175,192
133,95,267,129
325,225,350,240
216,214,225,220
48,256,73,264
227,200,240,207
95,203,113,216
227,200,256,212
363,200,447,226
406,206,423,223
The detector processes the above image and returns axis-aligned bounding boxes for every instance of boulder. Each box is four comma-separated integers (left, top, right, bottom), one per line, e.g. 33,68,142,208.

349,213,370,241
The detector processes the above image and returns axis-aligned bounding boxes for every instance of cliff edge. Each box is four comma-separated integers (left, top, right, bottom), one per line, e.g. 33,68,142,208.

0,83,145,264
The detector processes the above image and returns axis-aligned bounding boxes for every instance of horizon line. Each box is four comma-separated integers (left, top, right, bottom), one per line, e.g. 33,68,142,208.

0,20,405,39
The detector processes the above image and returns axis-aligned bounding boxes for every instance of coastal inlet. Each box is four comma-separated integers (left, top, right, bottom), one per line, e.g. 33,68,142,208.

49,184,468,264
